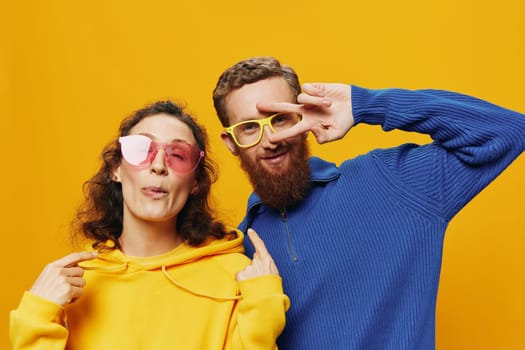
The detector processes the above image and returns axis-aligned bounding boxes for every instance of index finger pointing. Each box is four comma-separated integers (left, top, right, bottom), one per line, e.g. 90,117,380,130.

246,229,271,259
51,251,98,268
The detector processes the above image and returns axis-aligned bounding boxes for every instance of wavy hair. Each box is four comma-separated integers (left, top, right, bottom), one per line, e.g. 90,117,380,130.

72,101,235,251
213,56,301,127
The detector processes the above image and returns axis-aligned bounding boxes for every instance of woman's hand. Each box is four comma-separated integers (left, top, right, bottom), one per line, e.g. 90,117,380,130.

236,229,279,281
29,251,98,306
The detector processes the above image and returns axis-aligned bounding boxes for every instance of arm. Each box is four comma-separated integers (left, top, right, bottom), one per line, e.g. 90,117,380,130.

226,275,289,350
226,229,290,350
260,83,525,159
352,86,525,218
9,252,97,350
260,84,525,219
9,292,68,350
350,86,525,166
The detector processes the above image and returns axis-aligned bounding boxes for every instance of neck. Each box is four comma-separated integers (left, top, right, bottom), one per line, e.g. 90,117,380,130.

119,217,183,257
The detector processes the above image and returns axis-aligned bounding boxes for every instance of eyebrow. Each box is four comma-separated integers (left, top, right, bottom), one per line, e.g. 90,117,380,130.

238,112,280,122
138,132,193,145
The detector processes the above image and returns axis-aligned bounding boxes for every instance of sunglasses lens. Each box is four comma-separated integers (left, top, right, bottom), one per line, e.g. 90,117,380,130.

119,135,152,165
165,143,202,173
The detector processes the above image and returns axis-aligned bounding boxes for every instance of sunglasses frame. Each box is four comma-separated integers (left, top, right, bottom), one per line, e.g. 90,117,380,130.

119,134,204,174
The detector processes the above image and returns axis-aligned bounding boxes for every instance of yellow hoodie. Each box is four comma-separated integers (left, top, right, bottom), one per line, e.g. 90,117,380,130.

10,230,289,350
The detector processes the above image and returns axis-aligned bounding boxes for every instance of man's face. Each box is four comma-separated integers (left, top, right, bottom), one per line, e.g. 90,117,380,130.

221,77,310,208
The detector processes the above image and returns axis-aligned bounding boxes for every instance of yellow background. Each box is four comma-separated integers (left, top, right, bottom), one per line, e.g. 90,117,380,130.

2,1,524,349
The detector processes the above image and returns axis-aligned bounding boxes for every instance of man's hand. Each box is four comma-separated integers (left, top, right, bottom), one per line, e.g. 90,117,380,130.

236,229,279,281
29,251,98,306
257,83,354,144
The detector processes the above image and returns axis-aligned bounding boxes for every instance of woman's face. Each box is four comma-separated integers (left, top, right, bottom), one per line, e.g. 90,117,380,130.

114,113,199,225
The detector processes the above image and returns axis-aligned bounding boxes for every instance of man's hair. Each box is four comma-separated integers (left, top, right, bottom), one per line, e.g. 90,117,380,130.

213,56,301,127
72,100,235,251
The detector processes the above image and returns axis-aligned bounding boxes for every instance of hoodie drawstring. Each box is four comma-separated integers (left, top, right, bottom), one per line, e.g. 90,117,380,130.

161,266,242,301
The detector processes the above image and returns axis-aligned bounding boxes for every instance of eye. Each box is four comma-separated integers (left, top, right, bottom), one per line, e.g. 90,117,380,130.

273,114,287,123
238,122,259,134
272,114,294,126
167,149,187,160
166,143,193,161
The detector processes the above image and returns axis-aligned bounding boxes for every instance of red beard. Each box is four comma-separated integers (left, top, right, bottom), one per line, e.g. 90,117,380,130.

239,139,311,209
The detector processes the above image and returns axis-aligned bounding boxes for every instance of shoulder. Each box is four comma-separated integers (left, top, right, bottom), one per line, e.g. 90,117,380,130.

209,252,251,275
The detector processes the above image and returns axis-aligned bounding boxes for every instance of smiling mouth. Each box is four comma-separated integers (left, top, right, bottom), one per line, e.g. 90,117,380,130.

261,151,287,164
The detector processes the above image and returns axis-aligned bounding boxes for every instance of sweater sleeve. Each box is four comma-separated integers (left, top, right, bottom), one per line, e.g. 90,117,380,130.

350,85,525,220
9,291,68,350
226,275,290,350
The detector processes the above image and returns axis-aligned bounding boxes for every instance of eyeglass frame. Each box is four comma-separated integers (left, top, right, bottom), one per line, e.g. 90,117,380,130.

224,112,302,148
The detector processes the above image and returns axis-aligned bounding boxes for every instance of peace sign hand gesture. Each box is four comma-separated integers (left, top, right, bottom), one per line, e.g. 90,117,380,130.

257,83,354,144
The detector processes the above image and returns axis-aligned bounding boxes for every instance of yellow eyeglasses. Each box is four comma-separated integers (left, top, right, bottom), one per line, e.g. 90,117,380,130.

224,113,302,148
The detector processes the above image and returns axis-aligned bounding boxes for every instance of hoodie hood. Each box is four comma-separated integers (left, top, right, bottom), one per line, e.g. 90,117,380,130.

79,229,245,301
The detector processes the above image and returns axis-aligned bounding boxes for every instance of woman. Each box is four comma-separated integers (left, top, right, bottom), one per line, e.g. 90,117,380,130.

10,101,289,349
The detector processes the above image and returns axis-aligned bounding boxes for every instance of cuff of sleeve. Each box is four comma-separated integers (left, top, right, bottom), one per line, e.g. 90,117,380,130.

351,85,386,126
17,291,64,322
238,275,290,312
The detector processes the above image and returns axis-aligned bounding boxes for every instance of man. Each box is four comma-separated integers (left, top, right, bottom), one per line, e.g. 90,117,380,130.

212,56,525,349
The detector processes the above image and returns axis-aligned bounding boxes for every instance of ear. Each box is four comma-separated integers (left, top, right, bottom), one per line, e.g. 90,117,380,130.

190,180,199,195
112,166,122,183
221,131,239,156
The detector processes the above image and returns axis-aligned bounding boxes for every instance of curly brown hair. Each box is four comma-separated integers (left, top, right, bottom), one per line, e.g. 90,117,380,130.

213,56,301,127
72,100,236,251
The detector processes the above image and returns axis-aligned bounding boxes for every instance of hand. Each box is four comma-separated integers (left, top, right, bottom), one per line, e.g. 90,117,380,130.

257,83,354,144
236,229,279,281
29,251,98,306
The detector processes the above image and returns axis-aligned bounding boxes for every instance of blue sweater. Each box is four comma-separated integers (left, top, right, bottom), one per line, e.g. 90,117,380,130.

240,86,525,350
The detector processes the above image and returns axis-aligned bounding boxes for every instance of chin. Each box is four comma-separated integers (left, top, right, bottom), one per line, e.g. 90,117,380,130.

262,163,288,177
137,209,175,222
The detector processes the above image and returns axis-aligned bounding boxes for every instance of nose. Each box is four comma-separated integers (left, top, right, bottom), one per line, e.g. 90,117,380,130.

150,149,169,176
259,125,278,149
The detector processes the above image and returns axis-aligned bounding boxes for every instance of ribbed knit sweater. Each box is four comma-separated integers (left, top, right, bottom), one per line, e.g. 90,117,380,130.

240,86,525,350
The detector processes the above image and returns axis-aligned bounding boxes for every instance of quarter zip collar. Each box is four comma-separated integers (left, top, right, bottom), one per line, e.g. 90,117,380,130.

243,157,341,227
